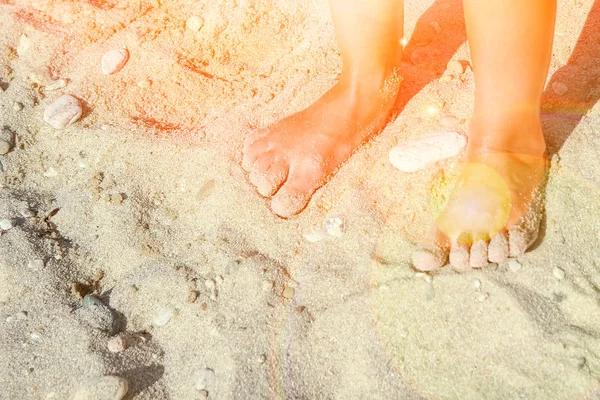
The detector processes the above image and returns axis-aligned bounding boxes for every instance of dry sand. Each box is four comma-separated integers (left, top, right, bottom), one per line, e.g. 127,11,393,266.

1,0,600,398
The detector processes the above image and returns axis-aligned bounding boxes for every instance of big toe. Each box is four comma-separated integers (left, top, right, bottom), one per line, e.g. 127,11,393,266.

270,185,313,218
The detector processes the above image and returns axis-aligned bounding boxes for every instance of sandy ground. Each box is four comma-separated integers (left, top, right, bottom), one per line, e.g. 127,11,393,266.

1,0,600,399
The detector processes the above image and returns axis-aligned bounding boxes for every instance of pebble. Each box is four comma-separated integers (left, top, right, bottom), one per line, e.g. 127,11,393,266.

552,81,568,96
256,354,267,364
186,15,204,32
101,48,129,75
205,279,217,300
389,131,467,173
28,259,44,270
553,267,566,280
0,219,15,230
107,335,127,353
196,179,216,201
195,368,215,391
324,217,344,237
45,79,67,91
76,295,119,335
20,208,36,218
508,259,522,272
15,311,28,320
137,80,151,89
261,280,273,292
152,308,175,327
43,94,82,129
473,279,481,289
187,290,199,303
71,375,128,400
44,167,58,177
282,286,295,299
477,292,489,302
415,272,432,283
198,390,209,400
438,115,459,129
13,102,23,112
445,60,464,75
0,130,13,155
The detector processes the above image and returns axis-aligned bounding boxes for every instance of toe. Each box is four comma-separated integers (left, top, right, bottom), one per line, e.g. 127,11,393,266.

449,242,470,270
508,227,538,257
252,159,289,197
469,240,488,268
488,232,509,263
412,247,449,271
270,185,314,218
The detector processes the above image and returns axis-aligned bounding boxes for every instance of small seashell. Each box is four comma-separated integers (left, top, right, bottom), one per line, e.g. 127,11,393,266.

101,48,129,75
446,60,464,75
325,217,344,237
13,102,23,112
44,167,58,177
195,368,215,391
152,308,175,327
552,81,568,96
186,15,204,32
196,179,215,201
261,280,273,292
389,131,467,173
43,94,82,129
107,335,127,353
473,279,481,289
0,219,15,230
28,259,44,270
137,79,151,89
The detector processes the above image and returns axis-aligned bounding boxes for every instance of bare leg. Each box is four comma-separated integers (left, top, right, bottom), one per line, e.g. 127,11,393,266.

242,0,404,217
413,0,556,270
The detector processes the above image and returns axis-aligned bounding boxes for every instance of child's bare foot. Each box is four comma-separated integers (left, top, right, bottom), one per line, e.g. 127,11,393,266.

242,70,402,217
412,112,547,270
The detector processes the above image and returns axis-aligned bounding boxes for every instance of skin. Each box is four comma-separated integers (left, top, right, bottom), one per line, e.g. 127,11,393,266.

242,0,404,217
413,0,555,270
243,0,555,269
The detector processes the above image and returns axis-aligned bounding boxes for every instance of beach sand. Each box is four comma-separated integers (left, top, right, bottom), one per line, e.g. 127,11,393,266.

1,0,600,398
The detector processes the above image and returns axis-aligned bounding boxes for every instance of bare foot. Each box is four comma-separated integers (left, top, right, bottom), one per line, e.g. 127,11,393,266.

242,70,402,217
412,112,547,271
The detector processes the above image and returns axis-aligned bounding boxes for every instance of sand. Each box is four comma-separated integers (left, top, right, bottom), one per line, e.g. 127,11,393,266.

1,0,600,399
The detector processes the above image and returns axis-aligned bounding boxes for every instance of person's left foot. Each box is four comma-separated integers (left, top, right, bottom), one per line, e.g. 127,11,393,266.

412,112,547,270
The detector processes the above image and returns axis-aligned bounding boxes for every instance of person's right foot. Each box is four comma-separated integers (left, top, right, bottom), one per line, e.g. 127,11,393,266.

242,70,403,217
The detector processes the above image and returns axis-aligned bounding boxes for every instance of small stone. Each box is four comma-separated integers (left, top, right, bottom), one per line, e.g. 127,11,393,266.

198,390,209,400
0,219,15,230
205,279,217,300
71,375,128,400
0,139,11,155
187,291,199,303
15,311,28,320
44,94,82,129
13,102,23,111
261,280,273,292
101,48,129,75
552,81,568,96
256,354,267,364
76,295,119,335
325,217,344,237
439,115,459,129
195,368,215,391
45,79,67,91
196,179,215,201
107,335,127,353
477,292,489,302
473,279,481,289
282,286,295,299
577,357,587,369
137,80,151,89
20,208,36,218
28,259,44,270
152,308,175,327
553,267,566,280
415,272,432,283
186,15,204,32
303,230,324,243
508,259,522,272
44,167,58,177
446,60,464,75
109,193,125,204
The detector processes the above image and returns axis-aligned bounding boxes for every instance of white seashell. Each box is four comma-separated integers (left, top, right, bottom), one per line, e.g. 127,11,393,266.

0,219,15,230
152,308,175,327
43,95,82,129
507,259,522,272
553,267,565,280
389,131,467,173
101,48,129,75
